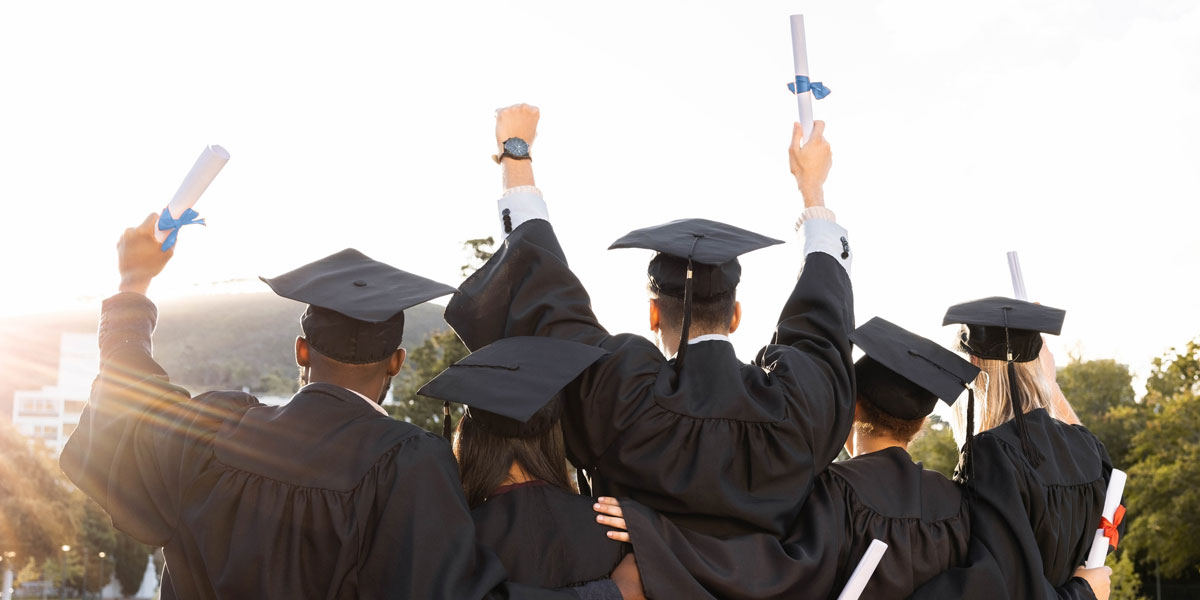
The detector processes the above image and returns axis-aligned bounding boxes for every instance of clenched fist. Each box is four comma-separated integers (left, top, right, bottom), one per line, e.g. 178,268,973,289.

495,103,539,150
789,120,832,208
117,213,173,295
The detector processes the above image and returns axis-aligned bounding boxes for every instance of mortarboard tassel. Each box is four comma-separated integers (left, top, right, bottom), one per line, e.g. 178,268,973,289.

673,237,703,378
442,400,452,440
956,387,976,482
1003,308,1045,467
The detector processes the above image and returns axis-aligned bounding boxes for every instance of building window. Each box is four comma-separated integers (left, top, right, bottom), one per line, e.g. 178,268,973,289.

32,424,58,440
18,397,57,416
64,400,87,415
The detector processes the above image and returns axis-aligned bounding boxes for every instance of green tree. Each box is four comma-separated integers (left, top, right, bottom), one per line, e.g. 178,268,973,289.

1057,358,1145,467
387,237,495,433
113,532,151,596
908,414,959,478
0,420,77,572
1109,551,1148,600
388,329,471,433
1124,385,1200,577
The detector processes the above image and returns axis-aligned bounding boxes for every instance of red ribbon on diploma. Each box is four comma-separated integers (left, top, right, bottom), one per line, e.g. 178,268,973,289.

1102,504,1126,548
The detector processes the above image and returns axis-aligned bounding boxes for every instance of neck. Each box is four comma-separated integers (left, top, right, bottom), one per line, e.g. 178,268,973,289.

660,329,729,357
307,371,386,405
847,430,907,458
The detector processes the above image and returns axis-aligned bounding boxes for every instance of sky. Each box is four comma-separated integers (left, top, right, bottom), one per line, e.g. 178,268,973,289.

2,0,1198,394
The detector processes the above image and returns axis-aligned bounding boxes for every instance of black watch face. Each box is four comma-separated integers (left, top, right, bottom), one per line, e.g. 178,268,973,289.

504,137,529,157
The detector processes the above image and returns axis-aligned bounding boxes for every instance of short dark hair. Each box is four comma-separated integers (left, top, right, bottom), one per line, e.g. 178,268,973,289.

854,358,929,443
651,288,737,334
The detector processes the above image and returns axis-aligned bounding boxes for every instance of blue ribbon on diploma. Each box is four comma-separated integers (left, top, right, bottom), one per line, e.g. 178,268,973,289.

787,75,831,99
157,207,205,251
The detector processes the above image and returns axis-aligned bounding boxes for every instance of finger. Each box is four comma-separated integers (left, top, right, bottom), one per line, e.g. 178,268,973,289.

791,122,804,148
810,120,826,141
597,497,621,506
606,531,631,543
593,503,624,518
137,213,159,235
596,515,628,530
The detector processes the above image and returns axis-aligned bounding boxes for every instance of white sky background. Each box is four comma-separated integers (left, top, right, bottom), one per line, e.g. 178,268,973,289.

2,0,1198,395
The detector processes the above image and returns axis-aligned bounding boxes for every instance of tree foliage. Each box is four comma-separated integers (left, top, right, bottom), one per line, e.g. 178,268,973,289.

1057,358,1144,467
908,414,959,478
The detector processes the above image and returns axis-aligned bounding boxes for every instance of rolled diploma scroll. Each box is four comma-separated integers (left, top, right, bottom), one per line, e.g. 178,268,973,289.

1007,251,1028,301
789,14,815,145
154,144,231,243
1084,469,1127,569
836,539,889,600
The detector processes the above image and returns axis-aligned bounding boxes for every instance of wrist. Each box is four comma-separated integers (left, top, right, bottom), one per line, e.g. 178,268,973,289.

119,276,152,296
800,185,825,208
501,159,535,189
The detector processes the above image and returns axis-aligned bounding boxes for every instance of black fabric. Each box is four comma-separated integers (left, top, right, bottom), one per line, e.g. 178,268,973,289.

612,447,972,599
646,253,740,298
446,219,856,539
418,336,609,438
260,248,457,364
472,483,629,588
850,316,979,413
943,296,1066,363
913,408,1113,600
59,293,575,600
301,304,406,365
608,217,784,266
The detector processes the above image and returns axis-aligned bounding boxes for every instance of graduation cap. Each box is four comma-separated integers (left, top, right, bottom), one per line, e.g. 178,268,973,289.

260,248,458,365
609,218,783,370
942,296,1067,468
417,337,609,440
850,317,980,420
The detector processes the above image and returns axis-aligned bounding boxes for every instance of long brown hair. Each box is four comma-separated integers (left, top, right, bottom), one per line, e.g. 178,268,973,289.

453,417,575,508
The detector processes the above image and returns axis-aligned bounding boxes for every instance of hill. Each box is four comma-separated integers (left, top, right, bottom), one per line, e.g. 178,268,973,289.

0,293,450,417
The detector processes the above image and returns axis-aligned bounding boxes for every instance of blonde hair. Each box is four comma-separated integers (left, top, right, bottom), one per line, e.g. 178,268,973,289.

950,357,1064,447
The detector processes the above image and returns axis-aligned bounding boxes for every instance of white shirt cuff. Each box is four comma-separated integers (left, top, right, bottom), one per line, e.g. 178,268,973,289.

497,186,549,239
796,216,851,276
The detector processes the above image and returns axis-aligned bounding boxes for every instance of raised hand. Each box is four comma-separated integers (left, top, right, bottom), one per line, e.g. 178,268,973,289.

117,213,174,295
495,103,540,150
789,120,832,208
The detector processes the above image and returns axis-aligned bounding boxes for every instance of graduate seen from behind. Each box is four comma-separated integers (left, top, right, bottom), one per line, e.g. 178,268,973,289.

419,337,639,596
592,317,989,599
915,298,1117,600
446,105,855,540
60,215,628,600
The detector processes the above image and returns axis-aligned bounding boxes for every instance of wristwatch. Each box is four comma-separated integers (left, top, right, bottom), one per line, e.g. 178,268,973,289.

493,137,532,164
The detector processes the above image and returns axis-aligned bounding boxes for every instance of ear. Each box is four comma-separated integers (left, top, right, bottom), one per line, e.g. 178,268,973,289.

295,336,310,368
728,300,743,334
387,348,407,377
648,299,661,333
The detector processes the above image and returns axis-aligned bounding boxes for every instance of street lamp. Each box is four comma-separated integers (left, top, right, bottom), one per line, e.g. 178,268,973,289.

59,546,70,600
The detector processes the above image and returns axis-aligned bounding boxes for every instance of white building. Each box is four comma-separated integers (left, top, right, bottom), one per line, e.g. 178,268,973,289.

11,333,98,454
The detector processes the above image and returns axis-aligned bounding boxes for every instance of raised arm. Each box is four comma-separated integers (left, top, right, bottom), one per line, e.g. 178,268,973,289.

60,214,191,544
447,104,611,350
757,122,856,471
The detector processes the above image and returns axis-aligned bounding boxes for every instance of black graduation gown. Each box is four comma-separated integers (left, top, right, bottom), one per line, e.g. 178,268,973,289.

472,481,629,588
606,447,968,599
913,408,1115,600
446,219,855,539
60,292,574,600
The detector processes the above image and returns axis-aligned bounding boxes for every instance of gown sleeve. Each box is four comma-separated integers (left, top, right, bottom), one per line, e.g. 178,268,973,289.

615,489,843,600
961,434,1099,600
59,292,256,547
754,245,856,479
446,219,663,467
